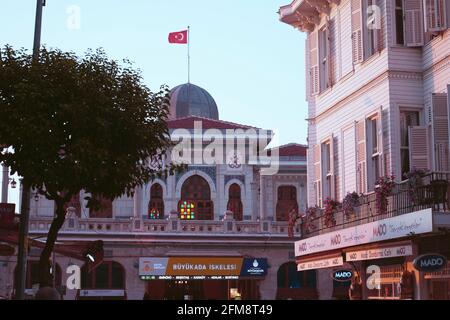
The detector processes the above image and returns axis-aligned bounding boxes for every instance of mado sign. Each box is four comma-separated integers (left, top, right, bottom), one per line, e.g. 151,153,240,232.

413,254,447,272
332,269,353,282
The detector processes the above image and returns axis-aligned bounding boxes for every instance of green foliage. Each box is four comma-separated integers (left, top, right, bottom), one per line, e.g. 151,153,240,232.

0,46,182,205
0,46,184,286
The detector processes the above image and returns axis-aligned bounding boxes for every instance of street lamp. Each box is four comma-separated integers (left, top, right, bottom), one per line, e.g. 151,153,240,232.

15,0,46,300
10,179,17,189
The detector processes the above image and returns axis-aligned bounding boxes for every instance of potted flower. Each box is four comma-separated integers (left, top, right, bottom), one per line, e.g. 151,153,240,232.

342,192,361,220
305,206,319,233
323,198,340,228
375,175,396,215
287,208,301,238
406,168,426,206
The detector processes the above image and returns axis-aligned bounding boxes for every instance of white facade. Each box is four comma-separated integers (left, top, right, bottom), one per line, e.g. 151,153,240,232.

281,0,450,206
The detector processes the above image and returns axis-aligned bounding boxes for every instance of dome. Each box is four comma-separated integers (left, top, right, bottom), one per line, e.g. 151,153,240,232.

169,83,219,120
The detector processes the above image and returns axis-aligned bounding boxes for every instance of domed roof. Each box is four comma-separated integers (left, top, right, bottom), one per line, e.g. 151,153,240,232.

169,83,219,120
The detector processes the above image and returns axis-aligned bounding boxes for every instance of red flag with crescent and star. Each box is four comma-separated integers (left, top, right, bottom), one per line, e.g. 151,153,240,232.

168,30,188,44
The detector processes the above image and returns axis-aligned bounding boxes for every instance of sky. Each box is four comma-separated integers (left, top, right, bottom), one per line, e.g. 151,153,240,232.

0,0,307,208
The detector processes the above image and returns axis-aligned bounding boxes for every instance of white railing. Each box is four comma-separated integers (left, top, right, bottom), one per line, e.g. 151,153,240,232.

28,216,291,236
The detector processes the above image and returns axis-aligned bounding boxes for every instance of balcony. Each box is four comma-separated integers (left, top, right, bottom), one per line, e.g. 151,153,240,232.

28,215,294,237
299,172,450,239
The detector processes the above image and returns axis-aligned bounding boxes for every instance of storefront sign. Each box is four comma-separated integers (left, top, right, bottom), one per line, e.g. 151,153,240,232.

295,209,433,257
240,258,268,277
413,254,447,272
332,269,353,282
346,245,413,262
79,290,125,297
139,257,267,280
297,256,343,271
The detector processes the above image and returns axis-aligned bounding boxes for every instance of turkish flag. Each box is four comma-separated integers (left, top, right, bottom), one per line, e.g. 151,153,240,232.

168,30,188,44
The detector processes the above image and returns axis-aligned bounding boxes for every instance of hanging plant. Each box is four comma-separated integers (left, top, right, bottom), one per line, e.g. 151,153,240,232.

305,206,319,233
406,168,426,206
323,198,340,228
375,175,396,215
287,208,301,238
342,192,361,219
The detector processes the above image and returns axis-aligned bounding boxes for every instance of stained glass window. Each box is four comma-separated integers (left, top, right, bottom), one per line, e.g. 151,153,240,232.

179,201,195,220
149,183,164,219
149,208,160,219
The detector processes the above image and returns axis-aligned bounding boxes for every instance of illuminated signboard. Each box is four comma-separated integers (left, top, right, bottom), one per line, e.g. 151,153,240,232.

139,257,267,280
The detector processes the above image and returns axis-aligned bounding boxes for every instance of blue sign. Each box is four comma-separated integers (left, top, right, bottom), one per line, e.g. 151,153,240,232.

332,269,353,282
240,258,268,277
413,254,447,272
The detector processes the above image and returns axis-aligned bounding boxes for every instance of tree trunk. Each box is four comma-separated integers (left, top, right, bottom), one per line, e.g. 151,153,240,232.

38,198,67,287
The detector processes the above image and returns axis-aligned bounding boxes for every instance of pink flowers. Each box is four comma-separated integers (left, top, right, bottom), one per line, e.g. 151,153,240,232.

375,175,396,215
324,198,340,227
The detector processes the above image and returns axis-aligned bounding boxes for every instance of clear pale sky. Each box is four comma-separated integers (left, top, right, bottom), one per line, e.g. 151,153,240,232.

1,0,307,207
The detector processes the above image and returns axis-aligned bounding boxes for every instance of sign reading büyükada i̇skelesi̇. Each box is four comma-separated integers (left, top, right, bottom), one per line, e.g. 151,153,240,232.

139,257,268,277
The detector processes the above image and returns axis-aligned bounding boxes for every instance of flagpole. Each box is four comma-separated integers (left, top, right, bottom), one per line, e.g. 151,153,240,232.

187,26,190,84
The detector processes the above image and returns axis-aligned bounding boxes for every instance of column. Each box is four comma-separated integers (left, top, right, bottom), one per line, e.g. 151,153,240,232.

259,174,266,221
1,164,8,203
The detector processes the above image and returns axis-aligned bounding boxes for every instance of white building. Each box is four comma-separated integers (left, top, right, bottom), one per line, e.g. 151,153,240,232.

0,83,310,300
279,0,450,300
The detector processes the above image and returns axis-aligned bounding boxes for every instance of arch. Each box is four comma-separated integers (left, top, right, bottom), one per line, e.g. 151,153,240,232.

64,192,81,217
81,261,126,290
224,178,245,203
89,194,113,218
178,174,214,220
276,262,317,289
148,183,164,219
227,183,243,221
175,170,217,199
276,185,299,221
146,179,168,197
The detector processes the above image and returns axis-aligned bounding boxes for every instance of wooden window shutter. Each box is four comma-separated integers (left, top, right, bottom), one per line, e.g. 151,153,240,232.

332,135,340,200
404,0,424,46
356,120,367,194
313,144,322,207
432,93,450,171
376,0,386,51
309,31,320,96
351,0,364,64
328,18,336,87
305,38,310,99
378,107,385,175
424,0,447,32
409,126,431,170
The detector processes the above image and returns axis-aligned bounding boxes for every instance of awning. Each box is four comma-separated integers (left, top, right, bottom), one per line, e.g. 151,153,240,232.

297,253,343,271
345,243,413,262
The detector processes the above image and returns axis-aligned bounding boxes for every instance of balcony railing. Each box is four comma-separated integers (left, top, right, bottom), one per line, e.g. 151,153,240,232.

28,216,294,237
300,172,450,238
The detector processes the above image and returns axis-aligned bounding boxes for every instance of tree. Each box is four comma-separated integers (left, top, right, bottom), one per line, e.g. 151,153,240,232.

0,46,181,287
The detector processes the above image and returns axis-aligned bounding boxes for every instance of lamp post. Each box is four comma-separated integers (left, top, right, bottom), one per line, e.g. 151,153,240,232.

15,0,45,300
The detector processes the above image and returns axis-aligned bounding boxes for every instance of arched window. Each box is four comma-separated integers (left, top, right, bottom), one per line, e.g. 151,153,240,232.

149,183,164,219
64,193,81,217
276,186,298,221
227,183,243,221
14,261,62,290
81,261,125,290
277,262,316,289
89,194,113,218
178,175,213,220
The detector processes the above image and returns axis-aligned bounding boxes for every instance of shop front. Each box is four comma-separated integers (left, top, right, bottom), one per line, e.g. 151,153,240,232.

139,256,267,300
294,209,434,300
344,242,415,300
418,234,450,300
